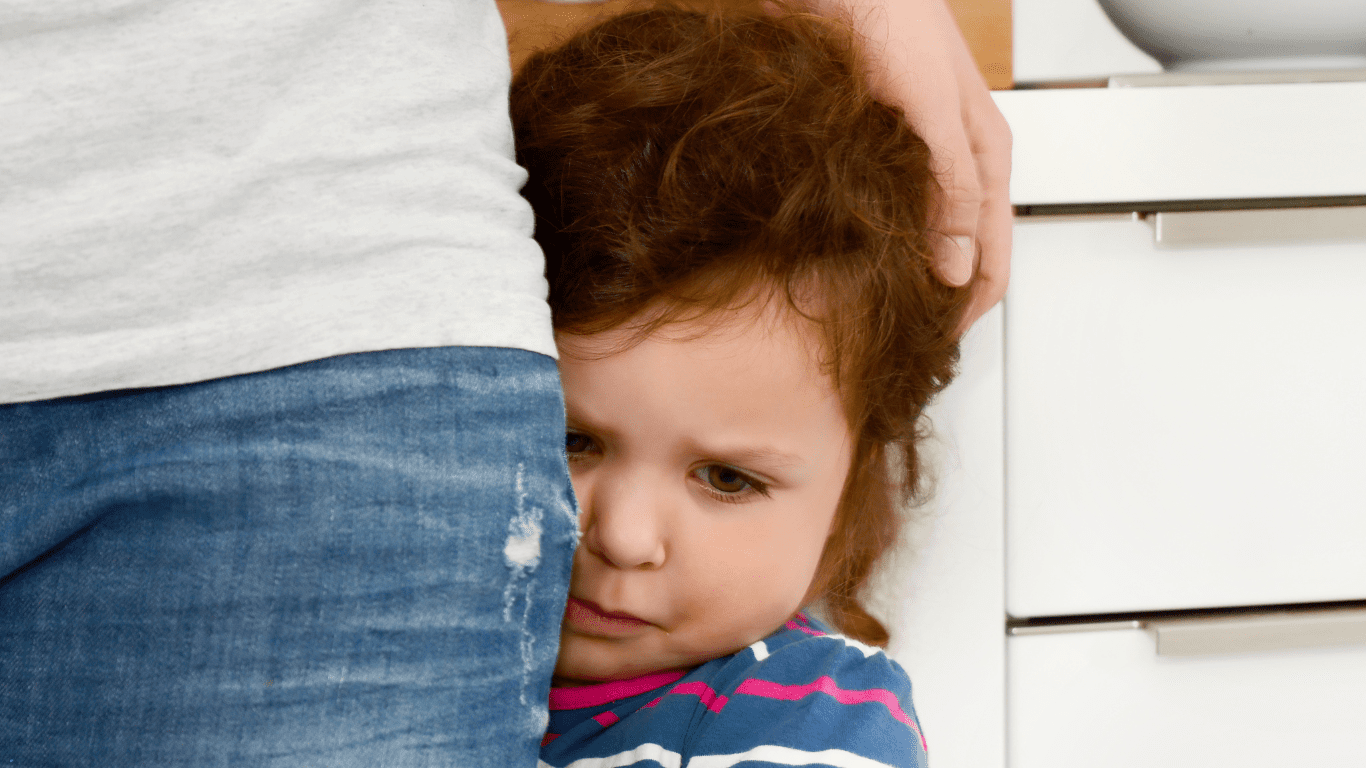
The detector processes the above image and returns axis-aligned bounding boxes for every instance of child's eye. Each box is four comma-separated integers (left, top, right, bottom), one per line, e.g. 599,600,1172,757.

693,464,769,503
565,431,597,457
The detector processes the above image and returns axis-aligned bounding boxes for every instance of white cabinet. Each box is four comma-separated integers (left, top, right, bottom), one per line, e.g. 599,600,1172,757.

993,75,1366,764
1006,214,1366,617
1009,626,1366,767
885,54,1366,768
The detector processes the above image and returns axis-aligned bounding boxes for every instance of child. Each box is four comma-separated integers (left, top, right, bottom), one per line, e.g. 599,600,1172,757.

511,3,967,765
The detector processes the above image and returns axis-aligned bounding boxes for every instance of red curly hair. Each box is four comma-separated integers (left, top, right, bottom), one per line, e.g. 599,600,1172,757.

511,1,968,646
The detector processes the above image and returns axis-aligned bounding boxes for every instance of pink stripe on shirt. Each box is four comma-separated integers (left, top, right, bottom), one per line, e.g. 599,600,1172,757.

549,670,686,710
784,618,826,636
668,681,729,713
735,676,927,751
636,682,728,713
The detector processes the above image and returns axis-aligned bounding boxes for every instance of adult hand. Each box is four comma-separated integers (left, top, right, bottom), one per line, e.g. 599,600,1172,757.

507,0,1013,333
812,0,1013,334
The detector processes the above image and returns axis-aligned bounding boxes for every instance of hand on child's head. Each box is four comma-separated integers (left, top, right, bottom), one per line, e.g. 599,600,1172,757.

810,0,1013,335
553,300,853,685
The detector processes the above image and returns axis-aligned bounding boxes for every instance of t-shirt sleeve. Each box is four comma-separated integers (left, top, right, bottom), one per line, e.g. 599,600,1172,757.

682,639,929,768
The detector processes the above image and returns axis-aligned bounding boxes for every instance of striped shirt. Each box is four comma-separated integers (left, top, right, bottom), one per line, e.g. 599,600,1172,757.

541,614,927,768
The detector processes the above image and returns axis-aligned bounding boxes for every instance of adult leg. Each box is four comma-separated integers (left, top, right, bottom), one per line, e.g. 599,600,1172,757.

0,346,577,767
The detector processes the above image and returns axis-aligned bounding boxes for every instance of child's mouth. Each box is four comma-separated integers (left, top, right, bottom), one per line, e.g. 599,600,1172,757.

565,597,652,637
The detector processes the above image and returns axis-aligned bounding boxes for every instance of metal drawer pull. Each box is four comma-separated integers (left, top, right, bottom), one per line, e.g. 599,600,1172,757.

1152,205,1366,248
1147,608,1366,657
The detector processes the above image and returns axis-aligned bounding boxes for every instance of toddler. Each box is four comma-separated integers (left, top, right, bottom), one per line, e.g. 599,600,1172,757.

512,4,967,765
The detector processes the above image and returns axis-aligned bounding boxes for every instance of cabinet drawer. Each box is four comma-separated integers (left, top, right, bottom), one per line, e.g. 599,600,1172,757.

1006,215,1366,617
1008,624,1366,767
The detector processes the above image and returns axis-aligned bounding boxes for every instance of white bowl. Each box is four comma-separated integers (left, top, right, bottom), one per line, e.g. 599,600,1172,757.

1096,0,1366,72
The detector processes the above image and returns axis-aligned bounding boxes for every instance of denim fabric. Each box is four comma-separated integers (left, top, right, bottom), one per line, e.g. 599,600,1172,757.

0,347,579,767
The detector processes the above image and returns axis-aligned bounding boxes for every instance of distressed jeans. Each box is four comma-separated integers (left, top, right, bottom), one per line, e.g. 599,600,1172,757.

0,347,578,767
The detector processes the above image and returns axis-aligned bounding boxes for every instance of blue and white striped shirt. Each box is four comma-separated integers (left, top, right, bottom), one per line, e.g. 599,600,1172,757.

542,614,927,768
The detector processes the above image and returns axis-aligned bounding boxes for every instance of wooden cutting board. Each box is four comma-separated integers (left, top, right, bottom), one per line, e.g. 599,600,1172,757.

501,0,1012,89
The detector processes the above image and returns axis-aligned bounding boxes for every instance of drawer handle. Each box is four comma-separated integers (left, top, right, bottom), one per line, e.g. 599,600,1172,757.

1152,205,1366,248
1146,608,1366,657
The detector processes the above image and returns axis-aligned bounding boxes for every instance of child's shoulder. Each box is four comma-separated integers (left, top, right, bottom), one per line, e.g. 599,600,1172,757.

541,614,928,768
696,612,928,764
750,611,893,666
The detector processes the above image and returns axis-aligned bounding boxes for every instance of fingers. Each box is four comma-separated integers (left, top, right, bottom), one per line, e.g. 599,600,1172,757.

806,0,1014,332
919,85,985,290
955,46,1013,334
956,200,1010,336
897,3,984,289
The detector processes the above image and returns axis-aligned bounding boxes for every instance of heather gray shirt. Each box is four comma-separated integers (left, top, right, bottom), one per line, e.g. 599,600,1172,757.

0,0,557,403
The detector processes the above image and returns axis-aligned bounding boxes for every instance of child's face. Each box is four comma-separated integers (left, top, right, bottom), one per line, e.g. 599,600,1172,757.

553,301,854,685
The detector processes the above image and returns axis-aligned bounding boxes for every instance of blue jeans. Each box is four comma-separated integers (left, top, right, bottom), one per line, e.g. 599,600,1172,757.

0,347,578,767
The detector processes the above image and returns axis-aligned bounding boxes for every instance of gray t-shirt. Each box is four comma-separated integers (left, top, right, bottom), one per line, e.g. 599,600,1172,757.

0,0,557,403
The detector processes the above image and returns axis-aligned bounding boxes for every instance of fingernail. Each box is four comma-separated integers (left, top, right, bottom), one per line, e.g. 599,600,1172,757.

942,236,975,286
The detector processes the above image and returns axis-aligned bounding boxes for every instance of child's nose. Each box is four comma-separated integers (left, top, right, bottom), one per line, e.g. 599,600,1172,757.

580,468,667,570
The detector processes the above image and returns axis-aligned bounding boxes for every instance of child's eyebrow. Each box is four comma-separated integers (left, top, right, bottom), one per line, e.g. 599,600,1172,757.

693,443,807,471
566,412,808,472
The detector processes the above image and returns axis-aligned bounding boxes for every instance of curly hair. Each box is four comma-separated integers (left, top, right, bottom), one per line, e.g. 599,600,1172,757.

511,1,968,646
